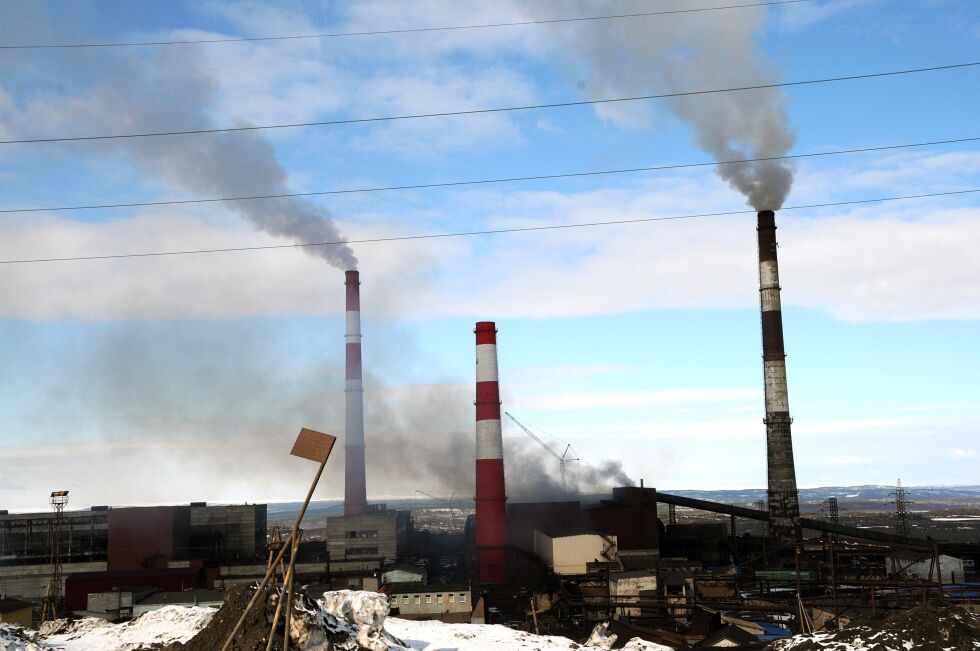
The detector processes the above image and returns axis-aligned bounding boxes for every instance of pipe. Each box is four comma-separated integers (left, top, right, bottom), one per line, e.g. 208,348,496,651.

344,270,368,516
757,210,801,541
475,321,507,583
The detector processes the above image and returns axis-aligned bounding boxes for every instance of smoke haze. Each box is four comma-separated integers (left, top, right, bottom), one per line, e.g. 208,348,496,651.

366,381,634,501
19,47,357,269
528,0,796,210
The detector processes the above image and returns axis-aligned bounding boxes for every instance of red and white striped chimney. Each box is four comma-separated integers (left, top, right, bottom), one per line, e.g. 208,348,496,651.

475,321,507,583
344,270,368,516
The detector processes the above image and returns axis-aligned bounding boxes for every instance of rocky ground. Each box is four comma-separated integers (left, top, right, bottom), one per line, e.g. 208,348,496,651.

769,602,980,650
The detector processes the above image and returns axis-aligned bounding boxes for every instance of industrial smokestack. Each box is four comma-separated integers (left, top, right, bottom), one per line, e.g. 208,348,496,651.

757,211,801,541
344,270,368,516
474,321,507,583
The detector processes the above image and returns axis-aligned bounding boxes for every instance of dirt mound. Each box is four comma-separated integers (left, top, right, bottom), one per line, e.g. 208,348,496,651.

770,602,980,650
164,584,405,651
165,583,274,651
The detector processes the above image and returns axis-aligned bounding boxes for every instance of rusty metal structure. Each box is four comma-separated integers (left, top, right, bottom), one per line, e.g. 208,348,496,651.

757,210,802,542
344,270,368,516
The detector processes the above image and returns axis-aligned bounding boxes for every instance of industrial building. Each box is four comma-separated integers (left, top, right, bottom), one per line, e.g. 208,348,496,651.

534,526,618,575
325,509,409,565
0,502,266,605
387,584,473,622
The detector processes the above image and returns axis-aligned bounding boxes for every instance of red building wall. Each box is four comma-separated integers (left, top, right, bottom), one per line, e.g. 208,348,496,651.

107,506,191,571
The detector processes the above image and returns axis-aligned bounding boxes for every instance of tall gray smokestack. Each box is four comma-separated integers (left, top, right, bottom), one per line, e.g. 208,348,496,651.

344,270,367,516
757,210,801,541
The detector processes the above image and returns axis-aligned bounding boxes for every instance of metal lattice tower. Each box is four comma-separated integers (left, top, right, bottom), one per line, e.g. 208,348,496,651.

824,497,840,525
892,479,913,539
668,503,677,525
41,490,69,624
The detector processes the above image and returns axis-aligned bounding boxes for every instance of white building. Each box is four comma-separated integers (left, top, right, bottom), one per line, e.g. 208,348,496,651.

534,526,617,575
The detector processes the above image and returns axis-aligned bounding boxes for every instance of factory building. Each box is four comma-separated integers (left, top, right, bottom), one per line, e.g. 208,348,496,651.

534,526,618,575
325,509,410,567
508,487,662,557
0,503,266,603
189,503,267,562
387,584,472,622
107,506,192,571
0,507,109,566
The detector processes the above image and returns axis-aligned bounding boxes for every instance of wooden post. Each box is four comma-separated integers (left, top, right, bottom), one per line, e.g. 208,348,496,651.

282,534,300,650
222,429,335,651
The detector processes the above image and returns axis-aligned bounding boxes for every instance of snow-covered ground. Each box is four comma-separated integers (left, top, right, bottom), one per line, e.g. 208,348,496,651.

2,609,674,651
386,618,670,650
0,606,213,650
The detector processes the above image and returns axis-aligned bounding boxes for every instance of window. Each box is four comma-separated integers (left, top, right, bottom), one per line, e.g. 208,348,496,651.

346,530,378,539
459,594,466,603
425,595,432,604
402,596,408,604
347,546,378,556
449,594,455,603
414,596,420,605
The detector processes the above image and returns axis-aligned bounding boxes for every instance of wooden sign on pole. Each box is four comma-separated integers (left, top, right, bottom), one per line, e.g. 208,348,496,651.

222,428,336,651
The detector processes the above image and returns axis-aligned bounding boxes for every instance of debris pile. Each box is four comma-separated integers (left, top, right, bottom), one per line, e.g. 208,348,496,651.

770,602,980,650
585,622,618,649
167,584,404,651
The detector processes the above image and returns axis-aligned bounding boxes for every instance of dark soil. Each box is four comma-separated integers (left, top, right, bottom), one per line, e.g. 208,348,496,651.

769,602,980,650
165,583,281,651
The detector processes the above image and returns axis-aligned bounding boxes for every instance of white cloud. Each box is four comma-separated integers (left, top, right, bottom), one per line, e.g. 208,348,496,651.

2,150,978,322
775,0,879,34
950,447,979,459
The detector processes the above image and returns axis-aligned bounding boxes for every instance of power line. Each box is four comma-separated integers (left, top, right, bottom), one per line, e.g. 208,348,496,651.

3,61,978,146
2,135,978,215
0,1,815,50
1,189,975,265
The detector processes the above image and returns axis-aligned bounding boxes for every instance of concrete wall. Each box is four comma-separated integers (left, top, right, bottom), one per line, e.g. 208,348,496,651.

609,571,658,617
326,512,397,562
534,531,617,575
0,561,107,601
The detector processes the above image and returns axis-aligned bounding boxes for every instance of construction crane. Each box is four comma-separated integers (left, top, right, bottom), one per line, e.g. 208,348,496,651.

414,490,462,530
504,412,579,489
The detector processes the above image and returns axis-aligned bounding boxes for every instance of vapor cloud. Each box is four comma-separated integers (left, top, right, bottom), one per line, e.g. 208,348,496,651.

528,0,796,210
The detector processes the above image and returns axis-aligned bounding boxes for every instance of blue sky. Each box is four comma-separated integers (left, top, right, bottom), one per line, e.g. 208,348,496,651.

0,0,978,510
